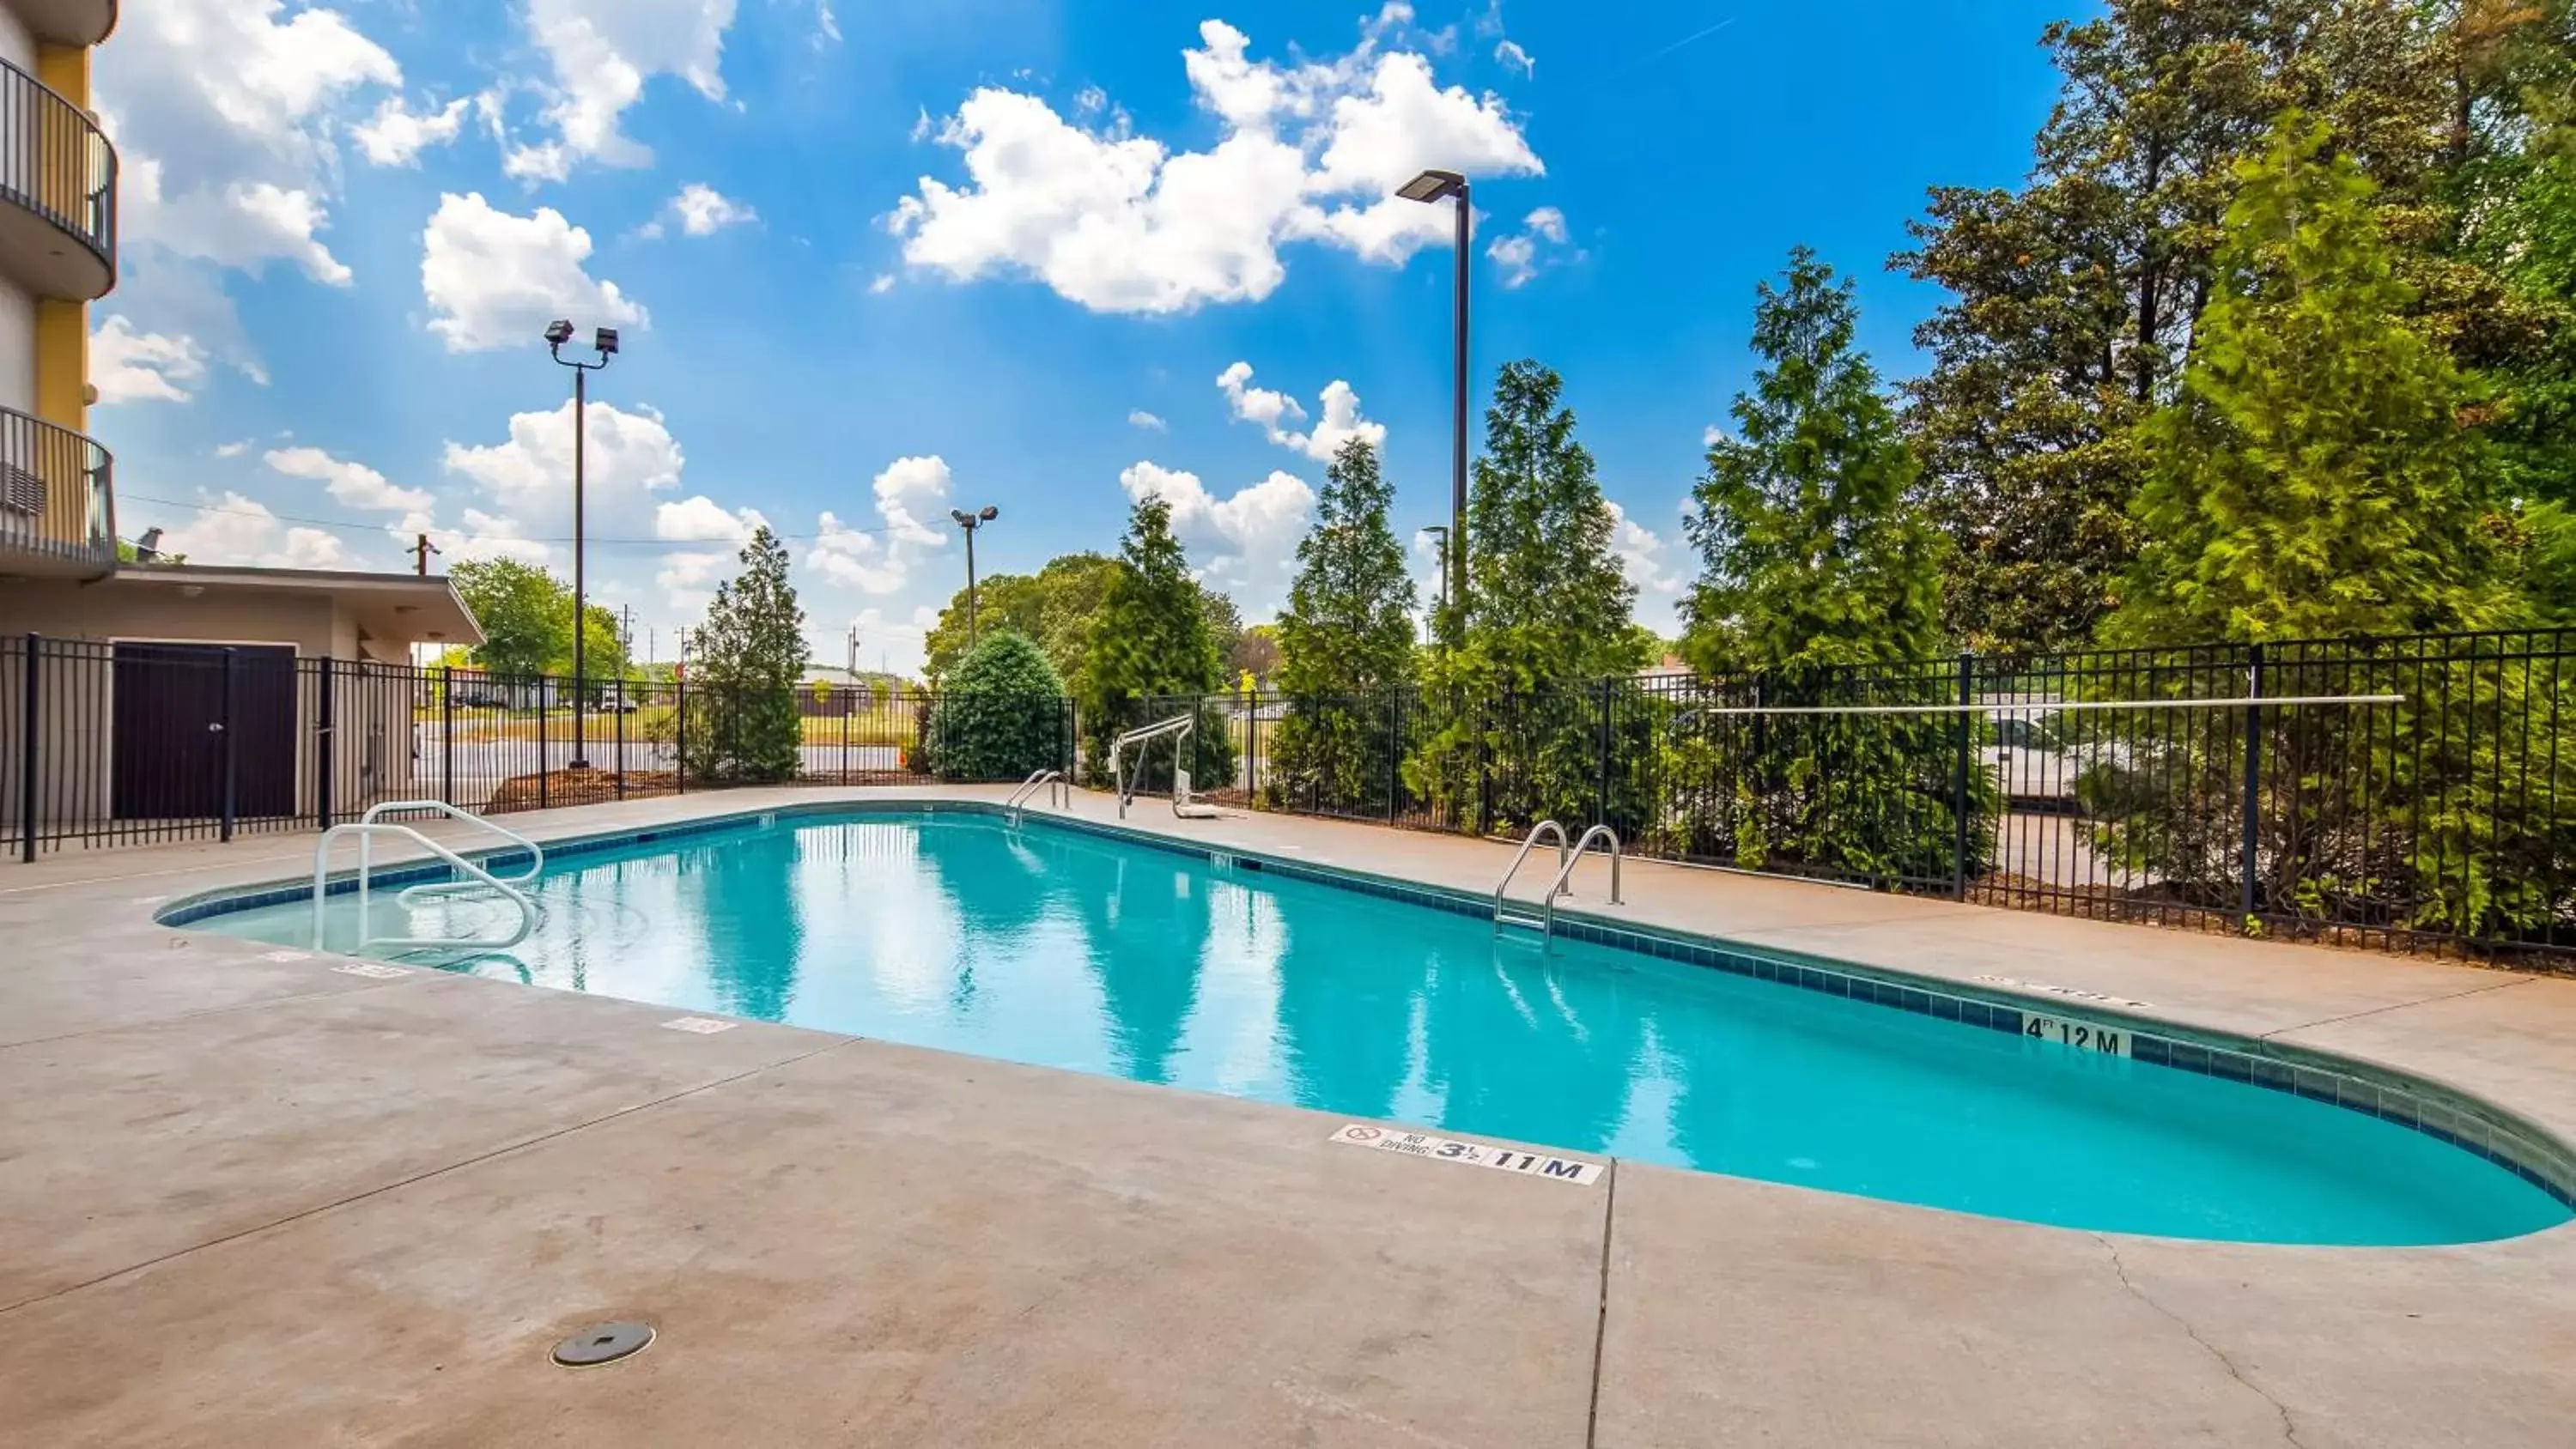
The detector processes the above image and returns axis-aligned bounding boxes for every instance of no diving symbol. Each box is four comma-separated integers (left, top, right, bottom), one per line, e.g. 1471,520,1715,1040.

1342,1125,1382,1143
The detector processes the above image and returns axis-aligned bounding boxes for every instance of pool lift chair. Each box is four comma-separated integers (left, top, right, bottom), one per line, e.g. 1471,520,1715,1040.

1112,712,1223,821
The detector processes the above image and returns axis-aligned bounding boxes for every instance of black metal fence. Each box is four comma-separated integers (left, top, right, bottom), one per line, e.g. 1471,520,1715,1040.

1160,631,2576,961
0,637,1072,859
13,627,2573,960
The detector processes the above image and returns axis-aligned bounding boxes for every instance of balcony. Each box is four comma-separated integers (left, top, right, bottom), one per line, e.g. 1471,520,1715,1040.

9,0,115,46
0,58,112,301
0,405,112,574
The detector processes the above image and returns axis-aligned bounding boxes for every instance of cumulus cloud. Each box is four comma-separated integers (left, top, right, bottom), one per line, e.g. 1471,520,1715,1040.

100,0,403,284
504,0,740,181
1607,500,1687,631
442,398,686,541
159,491,361,571
654,495,769,543
1487,204,1571,288
352,95,469,167
646,183,758,239
805,455,957,597
91,317,210,404
888,17,1541,313
1216,362,1385,461
265,446,434,512
1119,460,1315,613
422,193,647,352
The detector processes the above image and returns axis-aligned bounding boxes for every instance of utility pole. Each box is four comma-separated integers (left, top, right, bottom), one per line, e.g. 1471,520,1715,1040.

412,532,441,577
618,605,635,658
846,626,858,681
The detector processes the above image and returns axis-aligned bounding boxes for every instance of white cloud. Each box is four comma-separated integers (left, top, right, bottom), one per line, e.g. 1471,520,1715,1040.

1607,500,1687,631
868,273,896,294
504,0,740,181
91,317,210,404
1128,409,1168,432
393,506,553,567
100,0,402,283
805,456,957,597
422,193,647,352
442,398,686,542
888,18,1541,314
1494,40,1534,77
1487,204,1572,288
159,491,361,571
1119,460,1315,614
352,95,469,167
1704,424,1731,449
649,182,757,238
214,440,252,459
1216,361,1385,461
264,446,434,512
653,495,768,542
842,604,939,681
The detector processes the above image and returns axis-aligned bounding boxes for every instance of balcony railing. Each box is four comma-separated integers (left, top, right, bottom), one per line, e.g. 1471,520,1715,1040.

0,406,112,567
0,58,113,291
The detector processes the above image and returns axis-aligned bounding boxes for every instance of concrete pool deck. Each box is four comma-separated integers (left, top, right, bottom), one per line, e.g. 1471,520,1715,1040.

0,786,2570,1446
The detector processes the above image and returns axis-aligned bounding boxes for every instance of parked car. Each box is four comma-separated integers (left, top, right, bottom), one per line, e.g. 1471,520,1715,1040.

1982,707,2136,809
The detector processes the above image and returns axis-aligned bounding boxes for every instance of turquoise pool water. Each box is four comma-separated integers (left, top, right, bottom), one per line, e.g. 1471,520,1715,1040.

187,809,2570,1245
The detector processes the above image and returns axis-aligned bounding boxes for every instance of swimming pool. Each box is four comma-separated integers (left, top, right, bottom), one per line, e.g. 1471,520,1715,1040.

174,806,2573,1246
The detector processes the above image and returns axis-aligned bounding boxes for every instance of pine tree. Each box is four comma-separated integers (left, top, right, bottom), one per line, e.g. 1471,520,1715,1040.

2111,115,2510,644
1079,496,1230,788
688,526,808,782
1270,438,1418,809
1680,249,1977,881
1683,247,1942,674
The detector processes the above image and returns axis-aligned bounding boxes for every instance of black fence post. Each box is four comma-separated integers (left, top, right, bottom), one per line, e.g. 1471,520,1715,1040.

1953,652,1974,901
615,679,628,801
316,658,336,830
675,676,688,794
440,665,455,806
538,678,550,811
219,647,238,844
2241,643,2266,926
1596,677,1613,829
19,634,38,864
1387,692,1400,823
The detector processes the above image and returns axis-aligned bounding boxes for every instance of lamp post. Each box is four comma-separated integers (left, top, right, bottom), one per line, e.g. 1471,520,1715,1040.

1421,524,1449,643
950,506,999,648
1396,167,1470,634
545,319,618,768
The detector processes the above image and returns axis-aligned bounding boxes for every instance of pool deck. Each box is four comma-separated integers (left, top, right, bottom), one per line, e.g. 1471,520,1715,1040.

3,786,2573,1446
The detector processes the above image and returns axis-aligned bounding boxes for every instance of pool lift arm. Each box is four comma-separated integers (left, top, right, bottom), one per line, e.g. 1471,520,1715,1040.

1111,713,1221,821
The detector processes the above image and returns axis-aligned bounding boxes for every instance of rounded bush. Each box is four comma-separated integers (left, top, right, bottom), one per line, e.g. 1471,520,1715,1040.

923,630,1069,782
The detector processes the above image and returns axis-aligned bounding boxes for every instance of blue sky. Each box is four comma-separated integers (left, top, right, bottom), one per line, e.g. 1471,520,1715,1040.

93,0,2069,676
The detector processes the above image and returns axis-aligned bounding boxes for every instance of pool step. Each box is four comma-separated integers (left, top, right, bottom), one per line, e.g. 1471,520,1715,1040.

1495,910,1548,932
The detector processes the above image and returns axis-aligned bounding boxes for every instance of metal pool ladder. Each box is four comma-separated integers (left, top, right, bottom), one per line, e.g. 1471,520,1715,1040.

1112,714,1221,821
311,801,543,955
1492,822,1624,946
1006,768,1066,825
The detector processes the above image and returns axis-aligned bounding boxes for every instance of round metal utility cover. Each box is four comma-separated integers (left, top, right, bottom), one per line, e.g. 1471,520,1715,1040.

552,1321,653,1367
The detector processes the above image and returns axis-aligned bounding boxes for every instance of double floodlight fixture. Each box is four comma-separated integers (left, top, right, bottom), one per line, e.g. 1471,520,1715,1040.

545,319,619,359
951,505,999,526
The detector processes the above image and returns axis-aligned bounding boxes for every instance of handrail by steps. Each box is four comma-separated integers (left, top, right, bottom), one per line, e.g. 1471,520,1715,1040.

361,799,543,901
1538,825,1624,938
1006,768,1066,825
1492,820,1570,933
312,823,538,955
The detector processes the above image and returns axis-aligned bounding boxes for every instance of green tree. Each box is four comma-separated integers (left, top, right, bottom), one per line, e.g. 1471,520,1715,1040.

924,552,1120,690
922,629,1069,782
1680,249,1981,882
2110,116,2511,645
1684,249,1942,673
685,526,808,783
1078,497,1231,790
1271,438,1418,809
451,558,562,680
1413,361,1642,832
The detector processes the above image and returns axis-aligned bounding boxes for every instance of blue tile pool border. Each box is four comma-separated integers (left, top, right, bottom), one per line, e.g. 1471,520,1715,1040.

159,797,2576,1215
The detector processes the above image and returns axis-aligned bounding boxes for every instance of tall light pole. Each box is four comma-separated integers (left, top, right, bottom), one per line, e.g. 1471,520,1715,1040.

950,506,999,648
1397,167,1470,634
545,318,618,768
1421,524,1449,643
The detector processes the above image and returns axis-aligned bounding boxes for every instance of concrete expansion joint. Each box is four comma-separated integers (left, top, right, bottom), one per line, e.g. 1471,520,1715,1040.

1583,1158,1619,1449
2092,1234,2306,1449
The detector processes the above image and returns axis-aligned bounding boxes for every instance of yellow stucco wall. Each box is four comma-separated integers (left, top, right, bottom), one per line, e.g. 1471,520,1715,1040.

31,42,91,433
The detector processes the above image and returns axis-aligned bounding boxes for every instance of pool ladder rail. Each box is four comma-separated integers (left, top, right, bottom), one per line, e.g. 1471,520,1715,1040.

1492,821,1623,947
311,801,544,955
1006,768,1067,825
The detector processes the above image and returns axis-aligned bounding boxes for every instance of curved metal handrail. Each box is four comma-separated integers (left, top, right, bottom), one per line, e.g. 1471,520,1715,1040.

0,58,117,276
312,823,538,955
1492,820,1570,927
361,798,543,900
0,405,112,564
1006,768,1066,825
1541,825,1624,937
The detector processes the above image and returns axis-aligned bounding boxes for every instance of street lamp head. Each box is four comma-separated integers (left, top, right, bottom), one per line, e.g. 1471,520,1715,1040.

544,318,575,348
1395,168,1467,203
950,508,974,527
978,505,999,522
593,327,620,357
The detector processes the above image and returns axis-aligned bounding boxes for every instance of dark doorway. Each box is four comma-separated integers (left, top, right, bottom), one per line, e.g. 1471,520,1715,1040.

112,643,298,821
